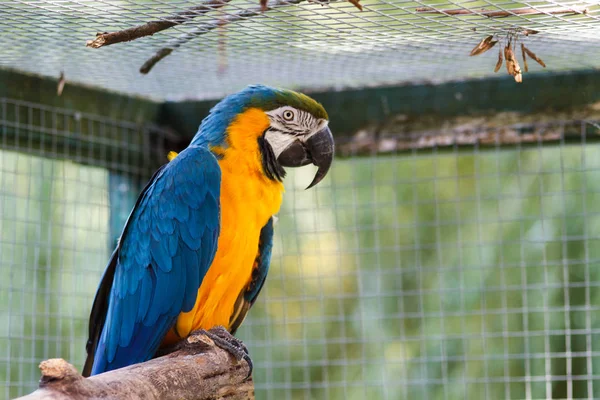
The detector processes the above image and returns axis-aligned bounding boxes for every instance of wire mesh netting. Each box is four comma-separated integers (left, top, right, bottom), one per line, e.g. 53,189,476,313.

2,0,600,398
0,1,599,100
251,131,600,400
2,95,600,399
0,98,169,398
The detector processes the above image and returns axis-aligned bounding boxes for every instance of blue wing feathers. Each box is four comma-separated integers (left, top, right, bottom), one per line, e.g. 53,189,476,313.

110,315,175,371
228,217,275,335
169,264,187,316
88,146,221,375
173,203,190,223
150,237,172,272
137,211,150,236
138,272,153,318
245,218,274,304
182,245,201,312
119,285,140,346
105,297,120,362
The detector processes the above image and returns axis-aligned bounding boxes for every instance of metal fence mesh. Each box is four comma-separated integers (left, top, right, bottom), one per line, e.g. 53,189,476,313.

2,1,600,398
243,133,600,400
0,1,599,100
0,98,168,398
2,96,600,399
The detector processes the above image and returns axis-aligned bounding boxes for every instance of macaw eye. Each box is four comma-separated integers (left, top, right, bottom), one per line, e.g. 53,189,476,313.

283,110,295,121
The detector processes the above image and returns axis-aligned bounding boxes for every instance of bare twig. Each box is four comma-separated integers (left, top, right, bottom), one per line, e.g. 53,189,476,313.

346,0,362,11
416,6,588,18
17,329,254,400
140,48,174,74
140,0,308,74
86,0,232,48
57,71,65,96
88,0,361,50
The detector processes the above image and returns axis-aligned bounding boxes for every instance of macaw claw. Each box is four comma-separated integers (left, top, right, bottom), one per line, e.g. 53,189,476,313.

201,326,253,380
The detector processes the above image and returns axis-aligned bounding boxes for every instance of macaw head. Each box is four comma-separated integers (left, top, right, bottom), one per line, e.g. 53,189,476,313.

191,85,334,189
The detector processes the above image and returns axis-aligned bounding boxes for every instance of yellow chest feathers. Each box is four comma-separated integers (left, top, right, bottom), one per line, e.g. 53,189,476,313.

166,108,284,341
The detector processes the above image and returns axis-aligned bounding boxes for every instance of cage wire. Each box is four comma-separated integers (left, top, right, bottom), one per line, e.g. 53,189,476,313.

0,1,599,100
243,121,600,400
0,98,171,398
2,102,600,399
2,0,600,399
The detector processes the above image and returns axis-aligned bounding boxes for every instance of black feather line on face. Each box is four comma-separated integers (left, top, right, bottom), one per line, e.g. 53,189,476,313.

258,135,286,182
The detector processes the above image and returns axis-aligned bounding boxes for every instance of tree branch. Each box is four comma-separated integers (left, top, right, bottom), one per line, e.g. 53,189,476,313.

16,330,254,400
139,0,309,74
415,6,588,18
86,0,232,48
87,0,361,51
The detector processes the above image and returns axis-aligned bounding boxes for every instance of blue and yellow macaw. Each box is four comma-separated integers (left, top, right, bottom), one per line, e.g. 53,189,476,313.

82,85,334,376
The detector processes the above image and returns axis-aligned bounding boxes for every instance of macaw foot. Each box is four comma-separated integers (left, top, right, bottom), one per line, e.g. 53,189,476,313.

201,326,253,379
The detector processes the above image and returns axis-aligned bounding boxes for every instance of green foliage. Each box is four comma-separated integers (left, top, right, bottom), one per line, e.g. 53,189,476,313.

0,150,110,398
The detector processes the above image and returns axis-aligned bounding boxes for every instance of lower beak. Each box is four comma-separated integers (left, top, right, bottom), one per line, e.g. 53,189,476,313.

277,126,334,189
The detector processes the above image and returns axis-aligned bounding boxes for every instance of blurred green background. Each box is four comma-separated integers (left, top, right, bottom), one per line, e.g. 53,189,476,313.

2,137,599,399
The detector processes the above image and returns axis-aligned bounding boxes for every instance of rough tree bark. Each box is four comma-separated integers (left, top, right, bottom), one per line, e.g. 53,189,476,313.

16,330,254,400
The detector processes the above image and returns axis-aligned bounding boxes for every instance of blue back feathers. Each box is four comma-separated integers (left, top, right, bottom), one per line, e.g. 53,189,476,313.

89,146,221,375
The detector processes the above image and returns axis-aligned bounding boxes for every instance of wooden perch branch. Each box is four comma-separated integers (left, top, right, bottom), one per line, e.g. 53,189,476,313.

16,330,254,400
86,0,232,48
140,0,308,74
416,6,588,18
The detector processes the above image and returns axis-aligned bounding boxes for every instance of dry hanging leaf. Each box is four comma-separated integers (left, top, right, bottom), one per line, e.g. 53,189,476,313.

522,45,546,68
521,43,529,72
469,35,497,56
514,70,522,83
494,46,503,72
504,41,522,83
504,42,514,75
260,0,268,10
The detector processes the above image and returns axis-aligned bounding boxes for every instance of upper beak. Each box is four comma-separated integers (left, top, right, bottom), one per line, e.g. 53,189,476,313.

277,126,334,189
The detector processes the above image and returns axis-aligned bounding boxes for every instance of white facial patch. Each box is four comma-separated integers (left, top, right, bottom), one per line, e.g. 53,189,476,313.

264,129,297,158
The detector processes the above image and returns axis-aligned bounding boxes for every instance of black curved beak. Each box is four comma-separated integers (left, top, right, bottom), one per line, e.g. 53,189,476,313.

277,126,334,189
